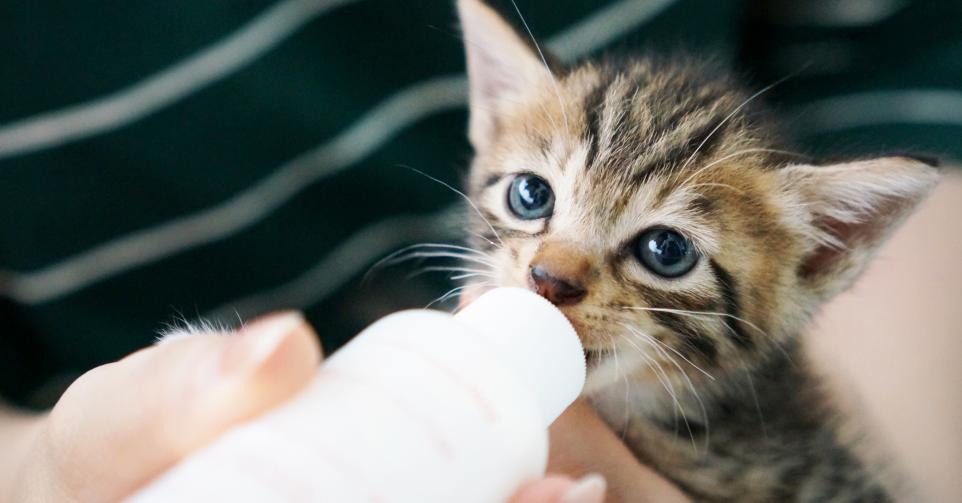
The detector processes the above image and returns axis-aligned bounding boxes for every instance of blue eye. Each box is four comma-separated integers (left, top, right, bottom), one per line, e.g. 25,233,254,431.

507,174,554,220
635,228,698,278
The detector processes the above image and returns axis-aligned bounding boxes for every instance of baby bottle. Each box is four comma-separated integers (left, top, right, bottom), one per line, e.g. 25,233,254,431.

129,287,586,503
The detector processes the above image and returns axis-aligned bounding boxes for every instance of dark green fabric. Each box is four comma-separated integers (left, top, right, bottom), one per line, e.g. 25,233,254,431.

1,0,959,407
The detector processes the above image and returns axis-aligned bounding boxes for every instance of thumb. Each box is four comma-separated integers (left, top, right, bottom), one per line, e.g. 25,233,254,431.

32,312,320,502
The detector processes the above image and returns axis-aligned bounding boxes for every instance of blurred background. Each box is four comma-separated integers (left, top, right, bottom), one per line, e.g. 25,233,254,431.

1,0,959,413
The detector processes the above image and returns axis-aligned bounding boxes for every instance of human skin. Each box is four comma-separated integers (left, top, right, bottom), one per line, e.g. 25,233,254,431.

0,313,604,503
0,173,958,502
802,170,962,502
0,313,321,502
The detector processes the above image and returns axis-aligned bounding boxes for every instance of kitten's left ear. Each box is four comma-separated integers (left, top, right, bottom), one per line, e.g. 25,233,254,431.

780,156,940,299
458,0,556,151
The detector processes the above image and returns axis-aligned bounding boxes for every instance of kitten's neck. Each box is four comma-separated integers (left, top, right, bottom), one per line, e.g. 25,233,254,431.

591,339,813,433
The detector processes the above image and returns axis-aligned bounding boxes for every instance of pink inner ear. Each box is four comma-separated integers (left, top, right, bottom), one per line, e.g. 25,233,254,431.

799,196,910,280
799,218,858,279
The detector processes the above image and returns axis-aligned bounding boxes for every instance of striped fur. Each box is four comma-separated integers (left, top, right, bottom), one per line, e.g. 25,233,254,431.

457,1,939,501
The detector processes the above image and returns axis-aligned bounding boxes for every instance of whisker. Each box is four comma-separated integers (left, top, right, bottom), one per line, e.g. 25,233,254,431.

426,281,494,310
384,250,496,268
621,306,768,339
619,317,716,382
365,242,496,280
621,330,675,404
606,332,633,440
425,286,466,309
623,325,699,451
688,182,746,195
617,335,641,437
620,331,681,438
635,342,682,434
409,265,493,276
508,0,570,132
468,229,499,249
407,268,494,282
744,368,768,439
677,147,809,189
396,242,495,257
448,281,497,315
625,305,797,368
680,355,710,452
449,272,494,281
677,74,797,175
401,166,505,248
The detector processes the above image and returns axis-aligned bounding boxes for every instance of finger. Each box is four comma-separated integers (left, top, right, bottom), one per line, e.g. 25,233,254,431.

508,476,573,503
39,312,321,502
458,283,486,310
508,474,606,503
548,399,690,503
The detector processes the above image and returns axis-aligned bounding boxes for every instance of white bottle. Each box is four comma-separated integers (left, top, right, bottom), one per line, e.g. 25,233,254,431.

129,287,586,503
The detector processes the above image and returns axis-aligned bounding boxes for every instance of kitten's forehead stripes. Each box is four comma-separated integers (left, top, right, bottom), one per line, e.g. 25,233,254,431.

581,78,608,171
688,195,716,217
570,60,764,223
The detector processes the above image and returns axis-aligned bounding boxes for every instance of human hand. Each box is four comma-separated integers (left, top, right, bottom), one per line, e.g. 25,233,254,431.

505,397,691,503
3,312,320,502
509,474,606,503
1,308,681,503
541,398,690,503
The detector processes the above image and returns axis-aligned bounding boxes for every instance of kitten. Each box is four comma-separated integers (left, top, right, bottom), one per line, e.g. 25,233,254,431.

455,1,939,501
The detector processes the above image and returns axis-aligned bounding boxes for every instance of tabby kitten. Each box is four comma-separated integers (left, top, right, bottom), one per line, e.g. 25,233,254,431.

455,1,939,501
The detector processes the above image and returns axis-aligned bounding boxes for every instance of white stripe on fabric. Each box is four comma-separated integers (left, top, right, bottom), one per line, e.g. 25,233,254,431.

205,207,460,321
0,0,358,160
0,77,467,303
0,0,673,304
548,0,676,60
207,0,677,317
770,0,906,28
796,89,962,133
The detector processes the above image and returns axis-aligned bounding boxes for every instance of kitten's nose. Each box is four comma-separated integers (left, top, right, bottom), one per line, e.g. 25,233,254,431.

529,265,587,306
528,241,592,306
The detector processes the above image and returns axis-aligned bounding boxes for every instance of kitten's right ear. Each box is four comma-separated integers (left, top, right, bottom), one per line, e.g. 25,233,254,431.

458,0,553,150
779,156,940,300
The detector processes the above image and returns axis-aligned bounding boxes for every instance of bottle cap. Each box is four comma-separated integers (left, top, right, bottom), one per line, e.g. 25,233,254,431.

455,287,586,426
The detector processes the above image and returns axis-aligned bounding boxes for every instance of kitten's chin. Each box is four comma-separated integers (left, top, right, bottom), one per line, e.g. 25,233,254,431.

582,348,648,395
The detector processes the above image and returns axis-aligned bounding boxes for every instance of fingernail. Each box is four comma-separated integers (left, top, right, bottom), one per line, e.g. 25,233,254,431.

220,311,307,375
561,474,606,503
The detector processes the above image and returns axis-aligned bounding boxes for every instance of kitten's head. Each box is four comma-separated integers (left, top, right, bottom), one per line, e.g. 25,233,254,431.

456,0,939,392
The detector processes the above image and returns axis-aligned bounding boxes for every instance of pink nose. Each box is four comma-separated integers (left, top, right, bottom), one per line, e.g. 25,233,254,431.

529,265,587,306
